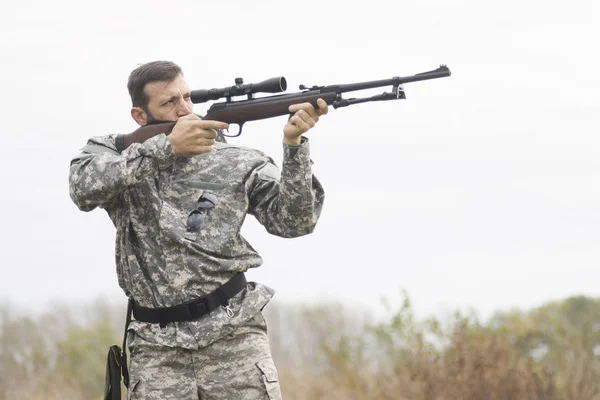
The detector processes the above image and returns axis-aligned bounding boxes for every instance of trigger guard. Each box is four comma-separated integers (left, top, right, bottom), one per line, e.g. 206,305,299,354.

222,123,243,137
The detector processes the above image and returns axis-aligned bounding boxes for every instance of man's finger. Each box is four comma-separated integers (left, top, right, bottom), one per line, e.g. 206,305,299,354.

316,98,329,115
295,110,317,127
290,99,329,118
198,129,218,139
290,115,311,133
305,105,321,121
288,102,314,114
289,102,320,121
193,120,230,130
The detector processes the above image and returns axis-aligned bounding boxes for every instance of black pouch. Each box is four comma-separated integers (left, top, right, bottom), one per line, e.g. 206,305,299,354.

104,298,133,400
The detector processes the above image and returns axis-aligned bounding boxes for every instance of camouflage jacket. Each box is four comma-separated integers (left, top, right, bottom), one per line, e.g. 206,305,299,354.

68,133,324,349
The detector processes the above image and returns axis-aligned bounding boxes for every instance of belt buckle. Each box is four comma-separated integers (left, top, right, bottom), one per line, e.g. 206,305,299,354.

185,301,208,319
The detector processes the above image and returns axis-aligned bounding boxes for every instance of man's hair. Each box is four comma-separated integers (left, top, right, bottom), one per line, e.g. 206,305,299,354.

127,61,183,109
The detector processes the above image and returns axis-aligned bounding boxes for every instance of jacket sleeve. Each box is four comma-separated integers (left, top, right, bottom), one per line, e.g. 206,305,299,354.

248,137,325,238
69,134,177,211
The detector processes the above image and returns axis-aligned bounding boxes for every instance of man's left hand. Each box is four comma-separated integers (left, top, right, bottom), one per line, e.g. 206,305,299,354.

283,98,329,145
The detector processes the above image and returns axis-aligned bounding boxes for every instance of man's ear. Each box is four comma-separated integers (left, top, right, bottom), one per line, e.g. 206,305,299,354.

131,107,147,126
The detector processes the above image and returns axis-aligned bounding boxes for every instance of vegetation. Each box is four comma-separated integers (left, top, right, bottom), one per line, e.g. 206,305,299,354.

1,294,598,399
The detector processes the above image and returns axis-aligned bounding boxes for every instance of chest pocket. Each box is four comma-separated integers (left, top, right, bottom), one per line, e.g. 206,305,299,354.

158,180,230,244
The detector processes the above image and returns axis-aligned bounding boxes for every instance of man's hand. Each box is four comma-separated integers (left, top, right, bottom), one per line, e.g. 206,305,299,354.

284,98,329,146
168,114,229,157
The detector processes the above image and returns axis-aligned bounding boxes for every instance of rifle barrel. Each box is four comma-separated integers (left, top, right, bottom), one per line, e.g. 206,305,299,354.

335,66,451,93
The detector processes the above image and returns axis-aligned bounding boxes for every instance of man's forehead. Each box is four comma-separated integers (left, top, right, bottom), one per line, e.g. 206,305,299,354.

145,77,189,99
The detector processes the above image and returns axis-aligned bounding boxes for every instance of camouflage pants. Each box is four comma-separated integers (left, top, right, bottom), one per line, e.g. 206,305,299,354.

127,313,282,400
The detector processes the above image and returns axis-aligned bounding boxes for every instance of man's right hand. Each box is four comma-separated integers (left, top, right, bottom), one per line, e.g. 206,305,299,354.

168,114,229,157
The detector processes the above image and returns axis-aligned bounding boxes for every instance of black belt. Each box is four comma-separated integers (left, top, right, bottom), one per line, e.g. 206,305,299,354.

132,273,247,324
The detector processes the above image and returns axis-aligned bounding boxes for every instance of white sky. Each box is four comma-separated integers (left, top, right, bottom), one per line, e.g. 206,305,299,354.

0,0,599,320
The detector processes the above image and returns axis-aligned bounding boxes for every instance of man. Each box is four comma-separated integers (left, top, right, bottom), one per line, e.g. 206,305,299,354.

68,60,327,399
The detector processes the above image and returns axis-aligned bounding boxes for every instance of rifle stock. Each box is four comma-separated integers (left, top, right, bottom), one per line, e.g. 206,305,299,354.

116,122,176,151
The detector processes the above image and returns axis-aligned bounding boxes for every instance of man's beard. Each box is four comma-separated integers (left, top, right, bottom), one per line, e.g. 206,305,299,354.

145,110,172,125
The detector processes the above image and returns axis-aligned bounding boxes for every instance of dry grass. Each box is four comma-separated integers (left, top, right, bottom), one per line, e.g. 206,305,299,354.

276,323,568,400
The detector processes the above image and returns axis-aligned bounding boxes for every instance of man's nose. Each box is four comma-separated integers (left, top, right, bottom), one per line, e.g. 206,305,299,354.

176,100,193,117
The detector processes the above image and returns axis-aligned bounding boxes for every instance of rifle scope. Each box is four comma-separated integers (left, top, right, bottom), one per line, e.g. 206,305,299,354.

191,77,287,104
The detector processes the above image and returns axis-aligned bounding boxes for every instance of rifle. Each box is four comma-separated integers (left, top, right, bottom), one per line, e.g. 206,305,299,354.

114,65,451,152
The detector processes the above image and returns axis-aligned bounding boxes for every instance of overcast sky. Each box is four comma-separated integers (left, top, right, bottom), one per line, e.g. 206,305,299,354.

1,0,598,320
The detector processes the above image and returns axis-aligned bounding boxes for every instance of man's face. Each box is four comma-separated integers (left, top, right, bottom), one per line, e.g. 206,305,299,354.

132,74,194,125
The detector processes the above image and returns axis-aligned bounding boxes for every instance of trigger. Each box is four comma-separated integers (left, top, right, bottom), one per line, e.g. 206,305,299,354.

222,123,243,137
